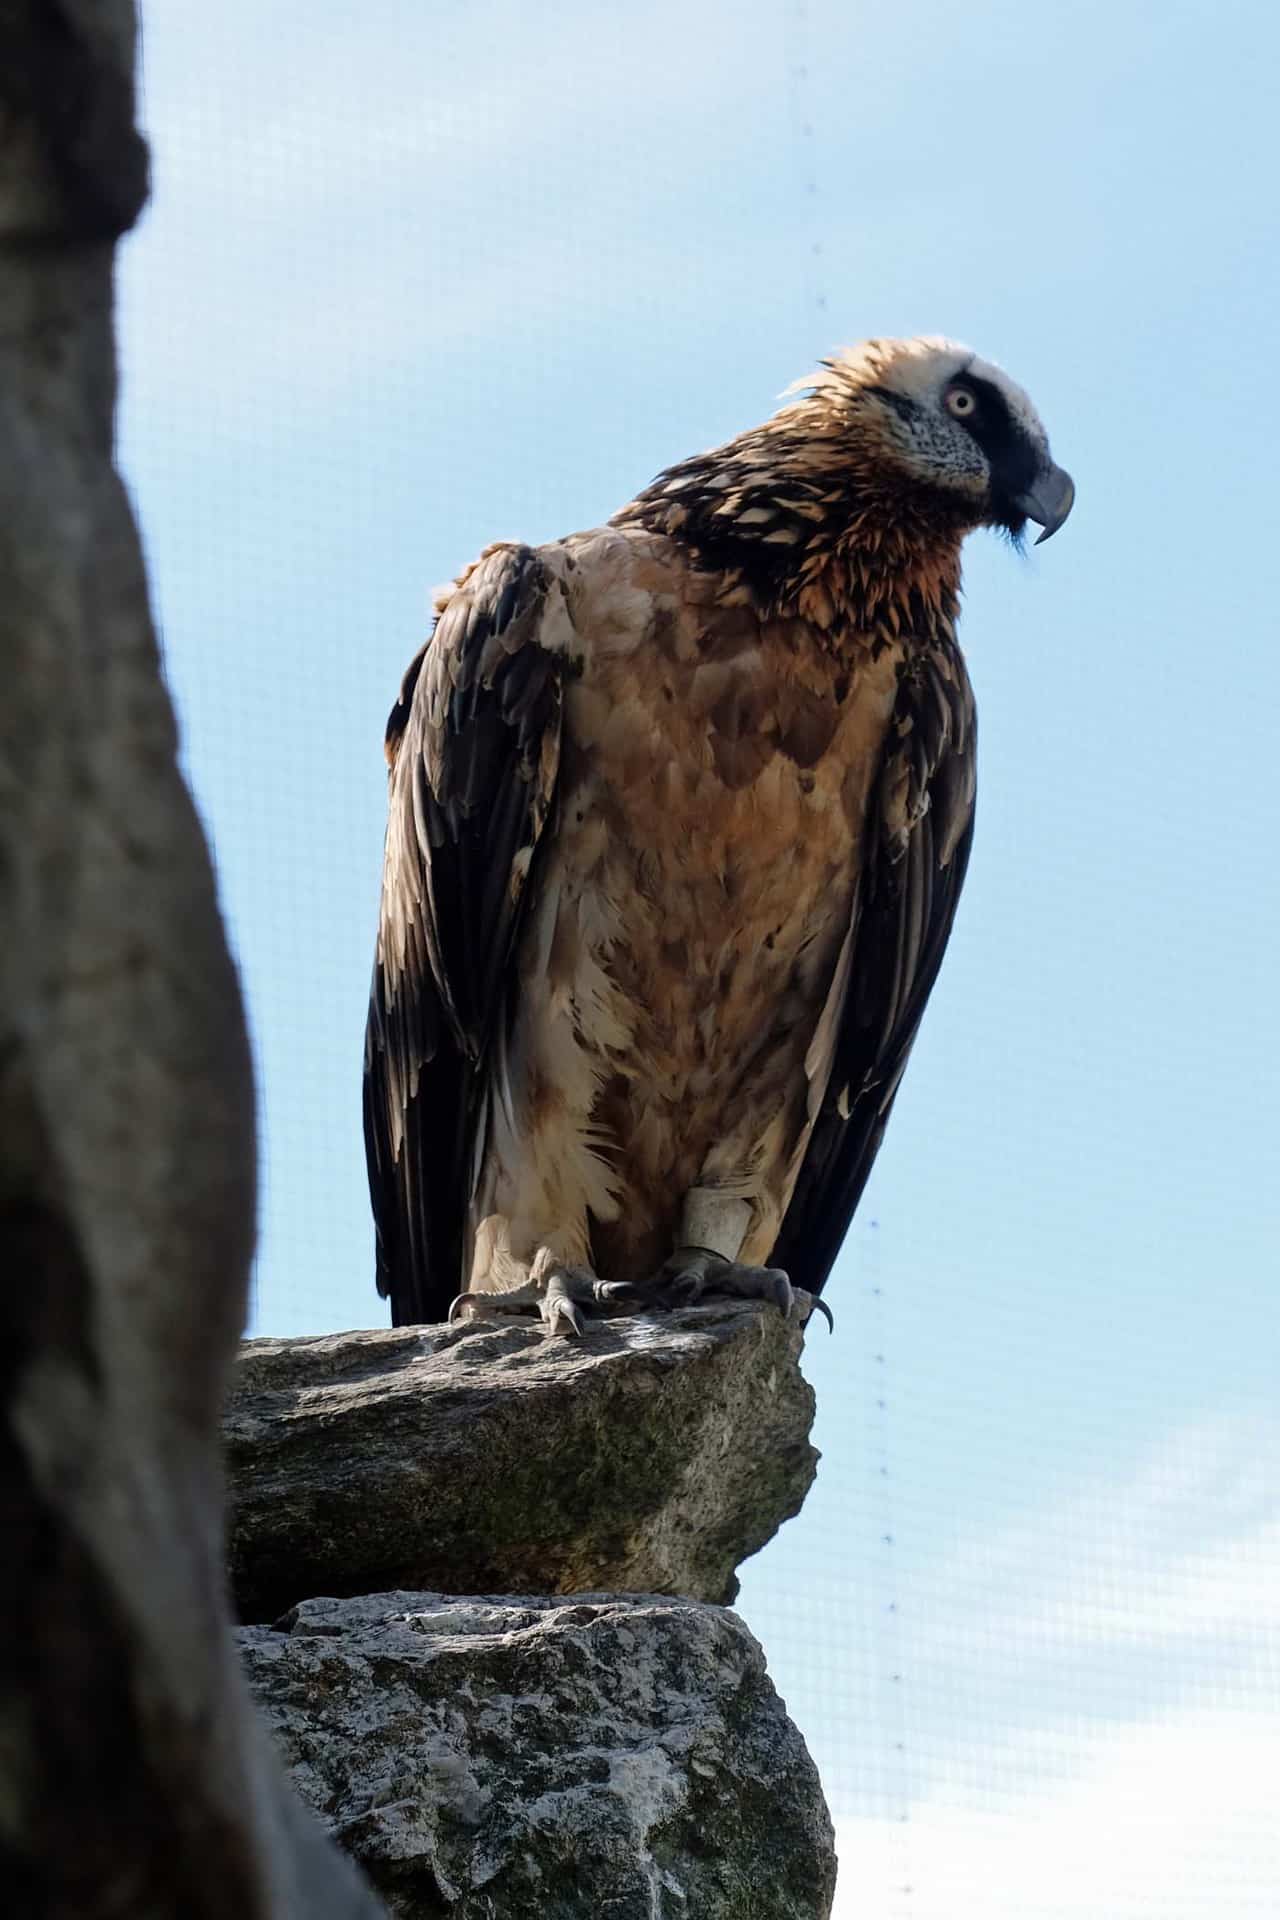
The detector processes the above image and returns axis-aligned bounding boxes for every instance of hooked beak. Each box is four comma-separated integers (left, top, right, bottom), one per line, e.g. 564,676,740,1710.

1013,462,1075,545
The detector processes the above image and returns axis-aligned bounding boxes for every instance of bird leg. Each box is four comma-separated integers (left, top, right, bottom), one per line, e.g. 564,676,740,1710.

646,1188,834,1329
647,1246,833,1330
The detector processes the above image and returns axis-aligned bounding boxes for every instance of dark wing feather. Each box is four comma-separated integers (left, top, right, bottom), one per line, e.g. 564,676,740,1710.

363,544,566,1324
770,638,977,1295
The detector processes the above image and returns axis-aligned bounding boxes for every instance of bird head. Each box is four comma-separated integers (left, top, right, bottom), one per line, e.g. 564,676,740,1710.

790,336,1074,546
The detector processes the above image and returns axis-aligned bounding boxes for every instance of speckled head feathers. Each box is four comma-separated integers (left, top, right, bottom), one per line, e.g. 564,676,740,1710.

781,335,1072,543
617,333,1073,606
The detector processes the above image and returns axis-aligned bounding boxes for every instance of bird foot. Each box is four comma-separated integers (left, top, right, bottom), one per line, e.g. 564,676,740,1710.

447,1250,832,1338
448,1265,641,1339
648,1247,834,1331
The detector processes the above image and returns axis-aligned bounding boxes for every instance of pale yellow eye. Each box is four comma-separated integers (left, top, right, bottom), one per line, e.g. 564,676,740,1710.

945,386,977,419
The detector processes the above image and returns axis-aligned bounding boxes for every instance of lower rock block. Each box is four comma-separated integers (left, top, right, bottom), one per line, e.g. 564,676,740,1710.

239,1590,836,1920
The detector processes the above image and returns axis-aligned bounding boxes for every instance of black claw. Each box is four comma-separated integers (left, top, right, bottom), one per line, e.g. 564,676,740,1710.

592,1280,643,1307
808,1296,835,1333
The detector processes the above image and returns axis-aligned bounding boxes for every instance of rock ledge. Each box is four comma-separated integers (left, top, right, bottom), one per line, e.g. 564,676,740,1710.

225,1302,819,1621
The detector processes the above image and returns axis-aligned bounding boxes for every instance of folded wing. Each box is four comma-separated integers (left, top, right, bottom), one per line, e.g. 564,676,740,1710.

363,544,567,1324
772,638,977,1294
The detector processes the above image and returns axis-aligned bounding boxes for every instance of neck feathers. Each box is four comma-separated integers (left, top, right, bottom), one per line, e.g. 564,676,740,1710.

616,426,964,646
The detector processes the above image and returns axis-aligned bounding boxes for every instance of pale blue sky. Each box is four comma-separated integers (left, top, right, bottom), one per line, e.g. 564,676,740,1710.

123,3,1279,1911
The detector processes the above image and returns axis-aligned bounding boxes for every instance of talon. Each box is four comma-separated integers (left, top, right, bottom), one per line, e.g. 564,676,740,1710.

542,1273,585,1338
708,1260,792,1311
591,1280,643,1307
544,1298,584,1337
651,1246,720,1307
447,1289,492,1323
796,1291,835,1333
757,1266,794,1314
646,1250,815,1320
447,1282,542,1322
664,1267,707,1306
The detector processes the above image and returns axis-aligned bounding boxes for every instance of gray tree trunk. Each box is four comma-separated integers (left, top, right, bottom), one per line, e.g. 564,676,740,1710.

0,7,383,1913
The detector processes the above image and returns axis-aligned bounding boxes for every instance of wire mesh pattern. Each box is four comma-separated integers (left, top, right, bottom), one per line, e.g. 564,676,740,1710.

120,6,1280,1911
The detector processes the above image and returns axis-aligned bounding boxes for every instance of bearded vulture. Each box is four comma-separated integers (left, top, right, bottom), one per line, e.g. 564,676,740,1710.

363,337,1073,1333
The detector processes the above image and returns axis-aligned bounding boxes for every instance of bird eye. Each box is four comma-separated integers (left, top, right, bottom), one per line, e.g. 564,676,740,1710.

945,386,977,419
